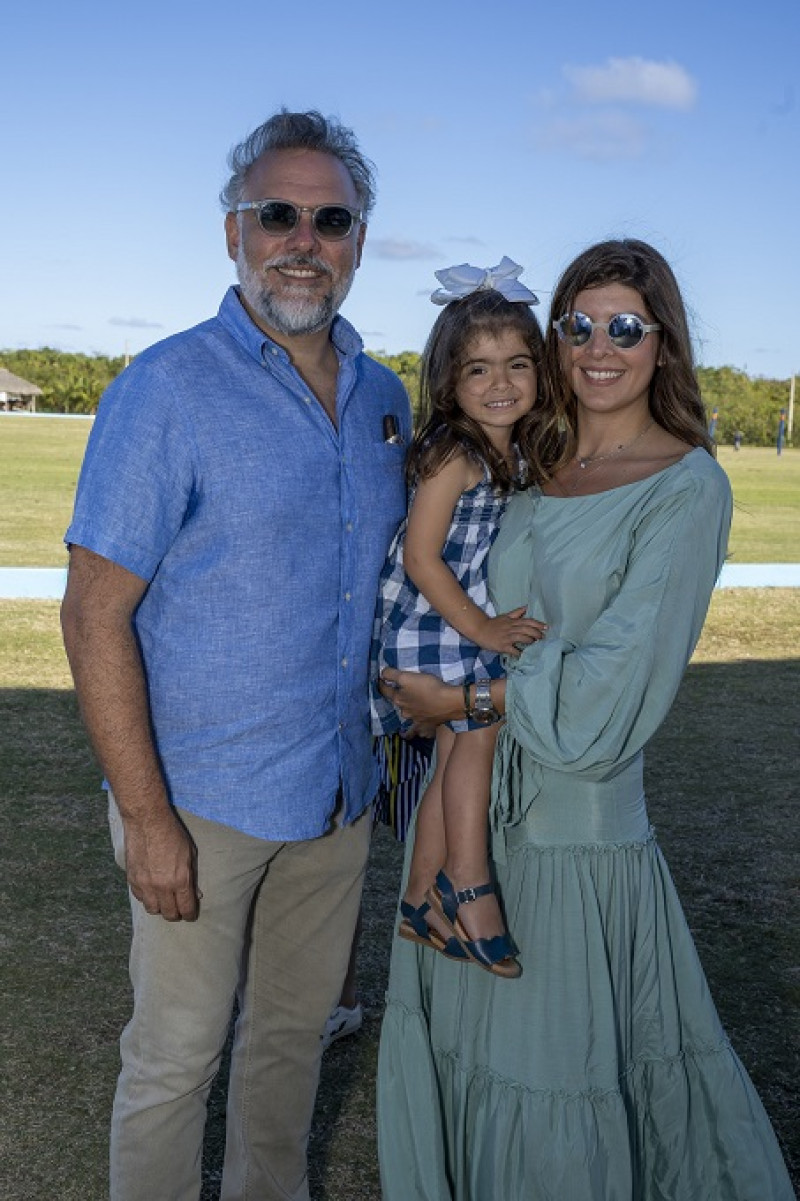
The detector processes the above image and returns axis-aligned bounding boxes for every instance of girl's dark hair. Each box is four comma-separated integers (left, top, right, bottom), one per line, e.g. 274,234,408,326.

408,290,560,491
546,239,713,463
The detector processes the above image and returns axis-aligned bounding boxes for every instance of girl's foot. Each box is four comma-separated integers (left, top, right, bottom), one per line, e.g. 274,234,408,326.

399,886,463,945
443,882,507,945
426,871,521,979
398,896,471,961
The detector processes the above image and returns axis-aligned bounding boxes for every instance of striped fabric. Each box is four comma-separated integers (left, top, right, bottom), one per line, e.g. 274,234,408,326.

373,733,434,841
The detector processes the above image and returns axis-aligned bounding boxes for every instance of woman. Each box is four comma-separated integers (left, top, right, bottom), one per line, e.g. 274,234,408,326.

376,240,794,1200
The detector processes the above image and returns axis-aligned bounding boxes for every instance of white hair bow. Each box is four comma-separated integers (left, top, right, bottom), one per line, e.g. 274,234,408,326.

430,256,539,306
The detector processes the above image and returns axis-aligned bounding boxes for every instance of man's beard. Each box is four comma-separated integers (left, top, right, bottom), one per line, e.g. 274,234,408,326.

235,250,356,336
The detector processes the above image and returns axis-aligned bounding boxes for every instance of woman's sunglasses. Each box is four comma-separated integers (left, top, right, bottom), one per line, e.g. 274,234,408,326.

553,311,662,350
236,199,362,241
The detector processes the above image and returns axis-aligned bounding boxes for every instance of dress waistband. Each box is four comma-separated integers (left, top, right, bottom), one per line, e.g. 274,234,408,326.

495,751,651,856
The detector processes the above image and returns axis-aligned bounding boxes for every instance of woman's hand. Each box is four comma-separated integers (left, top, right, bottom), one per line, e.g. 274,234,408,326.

378,669,463,736
477,606,547,656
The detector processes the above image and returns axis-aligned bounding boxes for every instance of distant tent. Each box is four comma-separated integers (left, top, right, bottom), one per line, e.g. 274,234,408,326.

0,368,44,412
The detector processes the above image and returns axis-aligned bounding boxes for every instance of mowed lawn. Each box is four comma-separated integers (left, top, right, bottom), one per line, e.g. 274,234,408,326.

716,444,800,562
1,415,799,565
0,416,92,567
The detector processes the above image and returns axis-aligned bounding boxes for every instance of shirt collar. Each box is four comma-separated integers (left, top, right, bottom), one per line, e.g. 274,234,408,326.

216,286,364,365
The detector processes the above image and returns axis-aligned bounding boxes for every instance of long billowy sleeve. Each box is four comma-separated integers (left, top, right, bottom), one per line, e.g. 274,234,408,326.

502,463,732,784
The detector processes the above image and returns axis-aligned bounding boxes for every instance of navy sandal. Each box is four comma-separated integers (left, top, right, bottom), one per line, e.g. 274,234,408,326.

398,897,471,961
425,871,522,979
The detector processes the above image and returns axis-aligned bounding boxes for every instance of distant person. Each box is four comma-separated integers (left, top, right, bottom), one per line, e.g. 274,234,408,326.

60,109,410,1201
376,239,794,1199
372,261,548,978
734,428,744,450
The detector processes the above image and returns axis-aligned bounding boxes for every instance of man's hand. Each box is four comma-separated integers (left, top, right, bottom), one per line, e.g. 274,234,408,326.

62,548,201,922
379,669,463,736
123,808,200,922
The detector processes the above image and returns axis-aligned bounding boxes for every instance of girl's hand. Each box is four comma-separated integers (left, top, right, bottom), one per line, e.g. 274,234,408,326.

478,607,547,656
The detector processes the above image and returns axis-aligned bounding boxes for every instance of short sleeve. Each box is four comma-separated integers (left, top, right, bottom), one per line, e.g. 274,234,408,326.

65,358,198,581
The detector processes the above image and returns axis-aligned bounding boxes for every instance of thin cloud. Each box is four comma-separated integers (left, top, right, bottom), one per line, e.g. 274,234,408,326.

51,323,83,331
536,111,647,161
109,316,165,329
368,239,439,261
443,236,486,246
565,57,697,110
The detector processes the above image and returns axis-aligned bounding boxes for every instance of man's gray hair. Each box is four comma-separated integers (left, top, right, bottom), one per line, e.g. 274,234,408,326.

220,109,377,218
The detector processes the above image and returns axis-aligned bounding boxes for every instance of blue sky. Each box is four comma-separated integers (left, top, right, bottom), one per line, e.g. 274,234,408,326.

2,0,798,380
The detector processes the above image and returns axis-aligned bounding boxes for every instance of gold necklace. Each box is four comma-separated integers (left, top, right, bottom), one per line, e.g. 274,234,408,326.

562,419,654,496
576,419,654,469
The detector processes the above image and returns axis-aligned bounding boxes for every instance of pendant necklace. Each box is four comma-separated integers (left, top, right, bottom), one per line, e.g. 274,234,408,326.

563,419,654,496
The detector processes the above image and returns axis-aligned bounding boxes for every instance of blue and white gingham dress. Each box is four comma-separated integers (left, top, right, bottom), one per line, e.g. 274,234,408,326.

371,460,513,735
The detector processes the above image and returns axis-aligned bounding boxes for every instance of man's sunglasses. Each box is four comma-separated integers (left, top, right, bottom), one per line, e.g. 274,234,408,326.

553,311,662,350
236,199,362,241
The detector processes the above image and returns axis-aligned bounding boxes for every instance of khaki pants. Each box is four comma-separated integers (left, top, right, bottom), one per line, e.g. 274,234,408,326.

108,797,371,1201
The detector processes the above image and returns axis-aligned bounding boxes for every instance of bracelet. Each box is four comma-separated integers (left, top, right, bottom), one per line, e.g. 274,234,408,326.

462,680,472,719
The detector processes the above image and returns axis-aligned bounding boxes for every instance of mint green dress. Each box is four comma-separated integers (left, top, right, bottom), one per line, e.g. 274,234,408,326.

377,449,794,1200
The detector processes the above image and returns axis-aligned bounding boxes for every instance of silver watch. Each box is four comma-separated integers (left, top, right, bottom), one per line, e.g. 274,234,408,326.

470,679,501,725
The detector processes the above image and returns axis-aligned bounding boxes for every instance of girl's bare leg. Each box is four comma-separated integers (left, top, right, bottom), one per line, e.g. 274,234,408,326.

402,726,456,941
440,725,507,943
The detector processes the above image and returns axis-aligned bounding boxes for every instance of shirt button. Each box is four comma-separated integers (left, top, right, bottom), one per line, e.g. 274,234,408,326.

341,657,348,668
346,522,353,533
344,591,351,602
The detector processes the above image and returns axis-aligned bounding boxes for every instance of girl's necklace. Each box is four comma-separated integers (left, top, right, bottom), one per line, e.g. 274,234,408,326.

561,419,654,496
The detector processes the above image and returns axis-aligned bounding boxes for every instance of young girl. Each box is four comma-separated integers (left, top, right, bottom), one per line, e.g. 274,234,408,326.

372,259,554,978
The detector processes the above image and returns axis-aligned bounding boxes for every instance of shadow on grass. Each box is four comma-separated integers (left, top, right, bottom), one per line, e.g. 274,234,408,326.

1,658,797,1200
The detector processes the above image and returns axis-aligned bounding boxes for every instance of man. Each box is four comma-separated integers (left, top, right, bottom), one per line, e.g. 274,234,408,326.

61,109,410,1201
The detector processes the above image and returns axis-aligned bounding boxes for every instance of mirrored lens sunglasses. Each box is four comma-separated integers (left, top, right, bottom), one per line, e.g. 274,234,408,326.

236,199,362,241
553,311,662,350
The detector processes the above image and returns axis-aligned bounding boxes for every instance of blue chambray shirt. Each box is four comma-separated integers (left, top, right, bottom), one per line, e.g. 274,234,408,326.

65,287,411,840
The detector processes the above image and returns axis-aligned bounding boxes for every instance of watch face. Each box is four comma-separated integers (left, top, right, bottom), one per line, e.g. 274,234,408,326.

473,688,497,723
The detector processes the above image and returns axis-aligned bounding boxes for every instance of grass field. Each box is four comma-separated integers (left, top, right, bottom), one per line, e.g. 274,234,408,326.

1,415,798,565
0,592,798,1199
0,416,91,568
717,444,800,562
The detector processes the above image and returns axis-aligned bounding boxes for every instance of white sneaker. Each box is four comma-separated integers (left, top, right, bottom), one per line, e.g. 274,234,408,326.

321,1002,363,1050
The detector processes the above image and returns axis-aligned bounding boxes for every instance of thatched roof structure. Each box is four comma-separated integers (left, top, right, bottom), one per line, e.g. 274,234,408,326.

0,368,44,412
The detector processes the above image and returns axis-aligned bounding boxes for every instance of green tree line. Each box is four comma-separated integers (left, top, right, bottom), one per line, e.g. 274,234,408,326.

696,366,792,447
0,348,125,414
369,352,794,448
2,347,793,447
